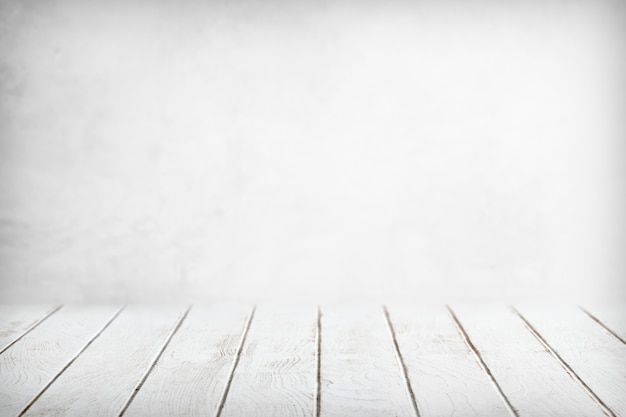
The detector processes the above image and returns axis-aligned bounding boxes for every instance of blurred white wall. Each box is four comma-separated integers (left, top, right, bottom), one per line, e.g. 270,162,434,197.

0,0,624,302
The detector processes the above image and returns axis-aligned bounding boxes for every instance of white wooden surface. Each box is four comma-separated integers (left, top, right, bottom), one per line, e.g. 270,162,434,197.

20,306,186,417
450,305,608,417
0,305,119,417
1,303,625,417
318,305,415,417
122,304,251,417
516,305,626,416
387,304,511,416
220,305,317,417
580,304,626,345
0,305,60,354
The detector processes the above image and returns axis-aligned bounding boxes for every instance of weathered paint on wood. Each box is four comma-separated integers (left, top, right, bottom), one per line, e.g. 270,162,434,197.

516,305,626,417
386,304,511,416
21,305,186,417
0,305,61,354
0,303,624,417
580,304,626,345
450,304,608,417
318,304,415,417
0,305,120,416
122,304,251,417
220,305,317,417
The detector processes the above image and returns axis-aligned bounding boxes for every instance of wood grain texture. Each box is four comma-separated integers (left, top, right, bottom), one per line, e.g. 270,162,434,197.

0,305,120,417
21,305,186,417
580,304,626,345
386,304,511,416
121,304,251,417
220,305,317,417
0,305,60,354
319,304,415,417
516,305,626,416
2,303,624,417
450,304,607,417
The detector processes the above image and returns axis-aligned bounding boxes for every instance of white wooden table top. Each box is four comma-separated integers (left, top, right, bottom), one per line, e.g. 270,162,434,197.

0,303,624,417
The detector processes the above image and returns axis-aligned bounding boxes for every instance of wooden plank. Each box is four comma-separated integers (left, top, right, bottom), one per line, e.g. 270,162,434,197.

219,304,317,417
319,304,415,417
121,304,252,417
386,304,511,416
21,305,187,417
579,304,626,345
0,305,120,417
0,305,61,354
515,304,626,417
450,304,607,417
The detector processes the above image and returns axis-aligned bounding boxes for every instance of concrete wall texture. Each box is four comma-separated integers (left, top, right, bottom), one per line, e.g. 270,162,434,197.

0,0,624,302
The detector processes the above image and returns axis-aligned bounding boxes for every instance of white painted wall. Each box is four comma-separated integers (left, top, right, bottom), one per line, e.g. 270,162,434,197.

0,0,624,302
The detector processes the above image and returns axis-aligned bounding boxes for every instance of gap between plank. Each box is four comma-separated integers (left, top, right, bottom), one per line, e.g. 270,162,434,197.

511,307,616,417
213,305,256,417
383,305,421,417
446,306,519,417
0,305,63,356
314,306,322,417
17,306,125,417
118,305,192,417
578,306,626,346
